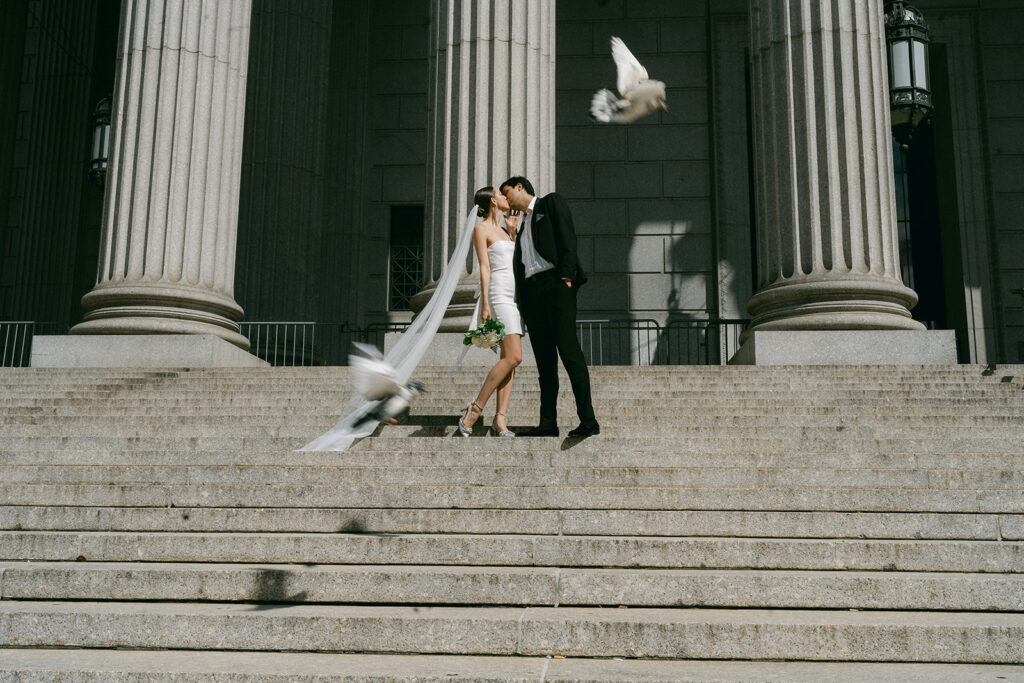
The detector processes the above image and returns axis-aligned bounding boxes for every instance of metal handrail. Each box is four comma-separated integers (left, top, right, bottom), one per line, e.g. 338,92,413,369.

663,318,750,365
576,319,662,366
1,321,63,367
2,318,752,368
237,321,317,367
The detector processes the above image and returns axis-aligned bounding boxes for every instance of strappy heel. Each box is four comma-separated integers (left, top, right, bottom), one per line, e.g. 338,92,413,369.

491,411,515,438
458,401,482,437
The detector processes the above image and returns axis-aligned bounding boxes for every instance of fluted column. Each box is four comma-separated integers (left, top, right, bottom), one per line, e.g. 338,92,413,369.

413,0,556,330
743,0,923,337
72,0,253,349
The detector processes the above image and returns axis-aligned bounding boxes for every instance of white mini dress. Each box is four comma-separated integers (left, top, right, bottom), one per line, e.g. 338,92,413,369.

486,239,523,336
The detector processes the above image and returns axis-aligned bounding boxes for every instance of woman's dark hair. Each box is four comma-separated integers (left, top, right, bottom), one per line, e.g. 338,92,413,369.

500,176,534,196
474,186,495,218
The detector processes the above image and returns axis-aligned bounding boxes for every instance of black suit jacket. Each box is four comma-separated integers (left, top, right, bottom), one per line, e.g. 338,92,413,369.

513,192,588,301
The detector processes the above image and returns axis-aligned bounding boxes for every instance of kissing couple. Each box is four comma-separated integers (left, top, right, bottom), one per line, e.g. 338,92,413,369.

457,176,600,439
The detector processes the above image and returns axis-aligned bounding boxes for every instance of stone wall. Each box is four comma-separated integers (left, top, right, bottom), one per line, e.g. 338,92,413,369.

0,0,99,326
336,0,731,331
362,0,431,323
981,3,1024,361
555,0,718,324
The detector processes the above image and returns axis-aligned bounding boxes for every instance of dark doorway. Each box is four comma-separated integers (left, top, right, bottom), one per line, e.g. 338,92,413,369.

892,43,969,360
69,0,120,327
893,127,948,330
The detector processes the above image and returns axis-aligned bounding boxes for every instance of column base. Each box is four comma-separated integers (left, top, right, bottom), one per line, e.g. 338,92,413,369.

410,279,480,333
30,335,268,368
743,278,925,345
74,282,249,349
729,330,958,365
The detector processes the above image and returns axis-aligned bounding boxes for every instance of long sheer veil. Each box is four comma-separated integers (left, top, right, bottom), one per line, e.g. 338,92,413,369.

297,207,478,451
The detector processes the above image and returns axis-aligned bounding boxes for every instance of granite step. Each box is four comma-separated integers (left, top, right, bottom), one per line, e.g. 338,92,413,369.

4,434,1017,455
2,482,1020,511
3,649,1023,683
3,463,1023,489
2,563,1023,611
4,422,1022,440
8,410,1020,424
2,365,1022,671
1,601,1022,662
4,379,1017,392
3,506,1018,539
5,396,1023,410
1,531,1021,571
4,448,1024,471
4,405,1023,420
4,364,1015,376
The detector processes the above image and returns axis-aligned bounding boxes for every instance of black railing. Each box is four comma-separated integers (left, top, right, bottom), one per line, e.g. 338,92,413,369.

238,322,412,366
576,319,661,366
240,319,749,367
1,322,64,367
2,318,751,368
660,318,749,366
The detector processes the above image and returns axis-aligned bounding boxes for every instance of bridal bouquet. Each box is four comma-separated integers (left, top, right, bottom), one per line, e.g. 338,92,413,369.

463,317,506,353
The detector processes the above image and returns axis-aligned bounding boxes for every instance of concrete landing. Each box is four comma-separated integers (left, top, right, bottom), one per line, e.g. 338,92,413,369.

30,334,268,368
730,330,957,365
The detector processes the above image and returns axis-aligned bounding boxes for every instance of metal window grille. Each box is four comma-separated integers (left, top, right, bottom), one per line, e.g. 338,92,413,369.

388,244,423,311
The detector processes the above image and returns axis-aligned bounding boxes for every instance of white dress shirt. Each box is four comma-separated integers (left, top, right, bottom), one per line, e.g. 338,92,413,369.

518,196,555,278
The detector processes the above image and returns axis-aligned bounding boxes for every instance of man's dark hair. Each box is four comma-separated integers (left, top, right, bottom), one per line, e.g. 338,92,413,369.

500,176,534,196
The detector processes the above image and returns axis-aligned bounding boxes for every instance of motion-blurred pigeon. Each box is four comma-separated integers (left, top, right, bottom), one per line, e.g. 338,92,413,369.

349,342,425,428
590,36,667,124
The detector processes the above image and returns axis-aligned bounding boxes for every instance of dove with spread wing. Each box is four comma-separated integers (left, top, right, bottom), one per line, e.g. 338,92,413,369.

297,343,426,452
590,36,667,124
349,342,425,428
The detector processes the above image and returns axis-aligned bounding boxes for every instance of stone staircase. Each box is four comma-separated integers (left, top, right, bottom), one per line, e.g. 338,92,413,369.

1,364,1023,682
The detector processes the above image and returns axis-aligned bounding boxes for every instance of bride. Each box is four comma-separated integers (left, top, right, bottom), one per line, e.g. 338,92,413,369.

298,190,519,451
457,186,523,437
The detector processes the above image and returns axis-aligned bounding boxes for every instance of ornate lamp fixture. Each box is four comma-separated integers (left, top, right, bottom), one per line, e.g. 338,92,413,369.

884,2,932,146
88,95,111,187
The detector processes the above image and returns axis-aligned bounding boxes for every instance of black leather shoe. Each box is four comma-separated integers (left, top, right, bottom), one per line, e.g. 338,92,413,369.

518,425,559,437
568,421,600,437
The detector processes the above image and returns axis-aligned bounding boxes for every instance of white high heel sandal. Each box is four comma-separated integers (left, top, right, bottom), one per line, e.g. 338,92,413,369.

491,411,515,438
458,401,482,437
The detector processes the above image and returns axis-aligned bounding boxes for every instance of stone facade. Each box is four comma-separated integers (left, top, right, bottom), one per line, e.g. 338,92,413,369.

0,0,1021,363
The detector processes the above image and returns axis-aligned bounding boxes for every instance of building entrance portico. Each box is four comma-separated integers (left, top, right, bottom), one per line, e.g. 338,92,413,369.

0,0,1016,367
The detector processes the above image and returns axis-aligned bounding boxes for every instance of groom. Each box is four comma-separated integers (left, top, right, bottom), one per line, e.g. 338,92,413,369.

501,176,599,437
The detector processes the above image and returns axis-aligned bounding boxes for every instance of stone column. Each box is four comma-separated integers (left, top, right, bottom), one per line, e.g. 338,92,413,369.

412,0,556,331
71,0,253,349
742,0,924,340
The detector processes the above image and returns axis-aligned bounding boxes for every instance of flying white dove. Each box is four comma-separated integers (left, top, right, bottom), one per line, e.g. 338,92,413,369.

297,343,425,451
348,342,425,428
589,36,667,124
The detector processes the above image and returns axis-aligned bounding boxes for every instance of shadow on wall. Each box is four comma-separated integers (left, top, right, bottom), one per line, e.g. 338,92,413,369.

623,209,733,365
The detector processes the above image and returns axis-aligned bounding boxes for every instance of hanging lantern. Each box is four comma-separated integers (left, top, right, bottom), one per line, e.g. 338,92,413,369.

88,95,111,187
884,2,932,146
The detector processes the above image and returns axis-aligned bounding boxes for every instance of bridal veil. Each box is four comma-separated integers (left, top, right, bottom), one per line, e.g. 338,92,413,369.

297,208,478,451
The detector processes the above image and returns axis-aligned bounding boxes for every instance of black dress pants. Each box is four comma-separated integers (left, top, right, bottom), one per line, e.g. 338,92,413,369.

520,271,595,427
